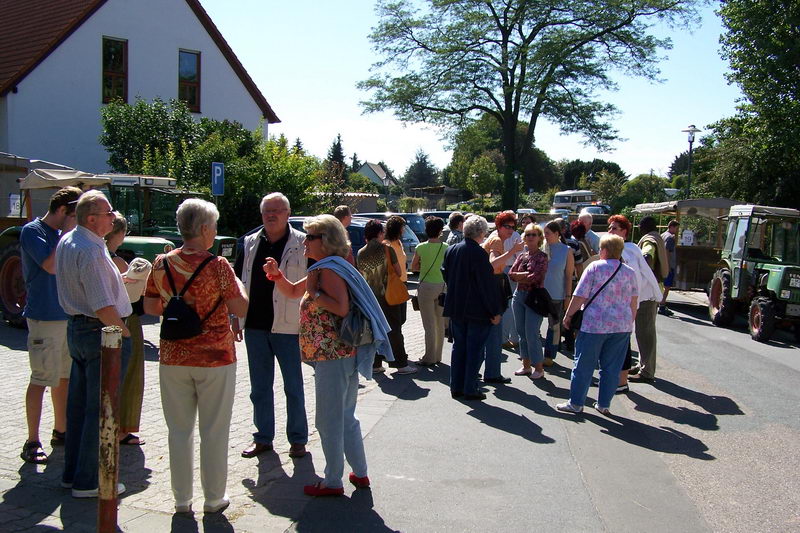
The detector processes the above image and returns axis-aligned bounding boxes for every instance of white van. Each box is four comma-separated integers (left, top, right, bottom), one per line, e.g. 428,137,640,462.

552,190,596,212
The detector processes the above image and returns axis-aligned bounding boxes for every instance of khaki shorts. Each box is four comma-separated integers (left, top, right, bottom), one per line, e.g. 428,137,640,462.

27,318,71,387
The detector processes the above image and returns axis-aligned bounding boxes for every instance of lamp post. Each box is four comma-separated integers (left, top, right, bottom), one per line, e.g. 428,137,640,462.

681,124,701,198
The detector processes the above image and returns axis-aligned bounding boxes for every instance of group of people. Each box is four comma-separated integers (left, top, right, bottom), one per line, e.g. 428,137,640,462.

18,186,676,514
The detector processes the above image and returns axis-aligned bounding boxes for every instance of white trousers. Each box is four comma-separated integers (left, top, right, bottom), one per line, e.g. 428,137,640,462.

159,363,236,508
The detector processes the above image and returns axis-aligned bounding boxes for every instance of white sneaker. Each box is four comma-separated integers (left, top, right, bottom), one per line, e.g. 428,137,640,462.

72,483,126,498
556,402,583,414
531,370,545,379
394,365,418,375
594,402,611,415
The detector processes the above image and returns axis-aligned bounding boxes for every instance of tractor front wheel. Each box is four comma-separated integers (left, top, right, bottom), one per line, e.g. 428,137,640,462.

0,244,27,328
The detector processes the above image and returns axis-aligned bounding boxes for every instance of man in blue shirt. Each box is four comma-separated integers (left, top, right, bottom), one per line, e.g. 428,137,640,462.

19,186,82,464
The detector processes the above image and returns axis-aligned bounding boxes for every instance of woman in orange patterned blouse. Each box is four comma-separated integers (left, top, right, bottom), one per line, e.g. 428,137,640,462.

264,214,370,497
144,199,248,515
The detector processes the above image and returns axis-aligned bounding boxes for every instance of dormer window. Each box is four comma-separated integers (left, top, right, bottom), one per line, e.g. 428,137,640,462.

178,50,200,112
102,37,127,103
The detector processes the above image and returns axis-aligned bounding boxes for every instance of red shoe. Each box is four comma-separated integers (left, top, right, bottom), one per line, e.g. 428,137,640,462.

349,472,370,488
303,482,344,497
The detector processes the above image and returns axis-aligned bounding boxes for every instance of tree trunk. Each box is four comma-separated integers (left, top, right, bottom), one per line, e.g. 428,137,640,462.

502,122,518,210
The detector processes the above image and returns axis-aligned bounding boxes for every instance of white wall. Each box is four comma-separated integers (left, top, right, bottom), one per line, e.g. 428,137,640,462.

2,0,269,172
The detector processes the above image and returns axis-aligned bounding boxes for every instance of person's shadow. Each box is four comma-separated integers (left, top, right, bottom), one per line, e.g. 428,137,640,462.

373,371,430,401
0,460,65,531
242,449,318,521
294,488,398,532
626,391,720,431
464,399,556,445
651,378,743,416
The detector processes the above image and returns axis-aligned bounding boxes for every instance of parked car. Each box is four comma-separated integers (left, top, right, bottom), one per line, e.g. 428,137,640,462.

358,212,427,242
576,203,611,215
549,208,571,218
238,215,418,270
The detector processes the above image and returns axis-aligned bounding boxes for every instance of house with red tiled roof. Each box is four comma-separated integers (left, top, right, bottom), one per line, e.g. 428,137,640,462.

0,0,279,172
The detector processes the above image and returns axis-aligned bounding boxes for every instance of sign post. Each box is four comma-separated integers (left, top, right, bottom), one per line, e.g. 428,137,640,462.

211,162,225,197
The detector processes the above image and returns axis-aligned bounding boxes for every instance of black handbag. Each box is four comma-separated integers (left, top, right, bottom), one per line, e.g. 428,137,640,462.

566,261,622,331
525,287,559,318
339,292,373,346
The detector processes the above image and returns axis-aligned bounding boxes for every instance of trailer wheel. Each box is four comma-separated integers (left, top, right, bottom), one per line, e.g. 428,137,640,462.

0,244,27,328
708,269,735,327
748,297,775,343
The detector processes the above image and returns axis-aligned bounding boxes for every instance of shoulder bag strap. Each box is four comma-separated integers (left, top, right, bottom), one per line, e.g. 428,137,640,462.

177,254,217,297
583,261,622,312
420,243,444,282
163,256,179,296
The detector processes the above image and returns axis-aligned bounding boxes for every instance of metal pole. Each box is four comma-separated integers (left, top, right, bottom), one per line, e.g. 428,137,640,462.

687,139,694,199
98,326,122,533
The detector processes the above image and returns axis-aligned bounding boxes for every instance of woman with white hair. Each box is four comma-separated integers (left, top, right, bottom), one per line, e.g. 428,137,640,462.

441,216,502,401
144,198,248,515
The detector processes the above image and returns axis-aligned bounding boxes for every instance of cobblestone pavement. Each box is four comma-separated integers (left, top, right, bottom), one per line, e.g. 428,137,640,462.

0,304,428,532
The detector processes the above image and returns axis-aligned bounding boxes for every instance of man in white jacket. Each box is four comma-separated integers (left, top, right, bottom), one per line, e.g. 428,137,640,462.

234,193,308,459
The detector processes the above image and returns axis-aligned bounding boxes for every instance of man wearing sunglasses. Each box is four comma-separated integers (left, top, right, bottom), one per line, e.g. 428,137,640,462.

234,193,309,460
55,190,132,498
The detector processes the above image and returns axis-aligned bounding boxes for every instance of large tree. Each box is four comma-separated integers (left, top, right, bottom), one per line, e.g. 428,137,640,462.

403,149,439,189
359,0,699,209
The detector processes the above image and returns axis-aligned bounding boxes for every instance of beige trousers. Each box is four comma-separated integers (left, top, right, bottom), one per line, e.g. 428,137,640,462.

417,281,446,363
634,300,658,378
159,363,236,508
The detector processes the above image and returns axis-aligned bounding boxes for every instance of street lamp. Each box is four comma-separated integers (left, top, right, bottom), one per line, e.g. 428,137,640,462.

681,124,701,198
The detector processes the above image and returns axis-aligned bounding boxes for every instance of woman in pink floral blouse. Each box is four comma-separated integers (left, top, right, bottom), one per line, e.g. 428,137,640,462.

557,234,638,415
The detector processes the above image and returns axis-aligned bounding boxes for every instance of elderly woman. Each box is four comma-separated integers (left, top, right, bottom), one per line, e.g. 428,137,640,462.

358,219,417,375
543,220,574,365
105,213,145,446
481,211,524,383
144,199,248,514
265,215,392,496
606,215,662,391
410,216,448,366
442,216,502,401
557,234,638,415
509,224,549,379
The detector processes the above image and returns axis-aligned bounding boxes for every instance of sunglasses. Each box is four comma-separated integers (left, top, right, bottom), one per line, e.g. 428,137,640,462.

304,233,324,241
502,224,516,230
524,233,538,238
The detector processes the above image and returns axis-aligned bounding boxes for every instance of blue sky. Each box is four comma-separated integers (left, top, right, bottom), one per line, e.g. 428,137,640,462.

202,0,742,180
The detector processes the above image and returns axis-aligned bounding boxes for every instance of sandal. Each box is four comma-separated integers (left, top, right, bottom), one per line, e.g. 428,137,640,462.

50,430,66,446
514,367,532,376
21,441,48,464
120,434,145,446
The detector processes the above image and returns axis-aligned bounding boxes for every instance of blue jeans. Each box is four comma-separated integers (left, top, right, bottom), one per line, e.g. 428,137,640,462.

63,315,130,490
482,321,503,379
314,356,367,489
512,290,545,365
501,268,518,343
450,319,491,395
244,329,308,445
568,331,630,409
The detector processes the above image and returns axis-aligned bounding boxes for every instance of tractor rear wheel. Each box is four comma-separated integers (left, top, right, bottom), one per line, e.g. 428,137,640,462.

748,297,776,343
0,243,27,328
709,269,735,327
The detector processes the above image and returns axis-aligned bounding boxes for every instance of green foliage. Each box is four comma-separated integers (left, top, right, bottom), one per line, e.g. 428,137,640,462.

402,149,439,189
360,0,699,208
398,197,428,212
523,186,559,212
100,97,200,173
616,173,669,211
585,170,628,208
467,155,500,196
346,172,380,193
668,151,690,178
565,159,627,190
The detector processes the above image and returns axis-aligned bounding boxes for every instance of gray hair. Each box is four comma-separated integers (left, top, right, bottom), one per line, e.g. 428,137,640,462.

578,210,593,223
303,214,351,258
463,215,489,240
75,190,109,225
176,198,219,240
260,192,290,212
105,211,127,241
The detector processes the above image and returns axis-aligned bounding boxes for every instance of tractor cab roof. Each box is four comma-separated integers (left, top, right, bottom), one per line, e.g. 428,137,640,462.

729,205,800,219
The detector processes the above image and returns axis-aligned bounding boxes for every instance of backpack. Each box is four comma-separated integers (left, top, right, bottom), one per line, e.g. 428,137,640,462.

160,254,222,341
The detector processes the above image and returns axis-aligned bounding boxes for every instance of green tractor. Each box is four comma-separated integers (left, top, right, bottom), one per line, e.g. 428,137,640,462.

708,205,800,342
0,170,237,327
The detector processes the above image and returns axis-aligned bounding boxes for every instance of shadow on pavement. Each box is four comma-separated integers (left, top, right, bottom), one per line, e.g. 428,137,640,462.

581,412,715,460
373,372,430,401
650,378,744,416
627,391,720,431
0,321,27,350
119,444,152,495
0,460,65,531
464,393,556,445
243,450,318,520
294,488,398,533
169,510,234,532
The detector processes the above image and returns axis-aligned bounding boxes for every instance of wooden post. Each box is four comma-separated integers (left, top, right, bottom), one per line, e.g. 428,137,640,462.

98,326,122,533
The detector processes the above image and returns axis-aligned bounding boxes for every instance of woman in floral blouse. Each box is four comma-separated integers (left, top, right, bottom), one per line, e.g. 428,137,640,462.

557,234,638,416
265,214,371,497
509,224,549,379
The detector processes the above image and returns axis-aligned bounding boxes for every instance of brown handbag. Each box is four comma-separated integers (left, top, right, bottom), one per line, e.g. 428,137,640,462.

384,246,410,305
